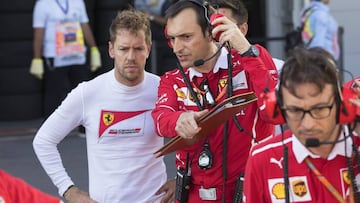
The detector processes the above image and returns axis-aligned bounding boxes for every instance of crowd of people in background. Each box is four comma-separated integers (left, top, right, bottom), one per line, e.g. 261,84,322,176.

2,0,360,203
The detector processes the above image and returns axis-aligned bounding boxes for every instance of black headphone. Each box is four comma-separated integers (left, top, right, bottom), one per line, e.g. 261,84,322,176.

186,0,224,41
165,0,224,47
186,0,212,26
262,53,357,125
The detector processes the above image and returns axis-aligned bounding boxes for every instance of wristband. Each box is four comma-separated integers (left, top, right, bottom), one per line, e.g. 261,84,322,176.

63,185,75,197
91,46,99,53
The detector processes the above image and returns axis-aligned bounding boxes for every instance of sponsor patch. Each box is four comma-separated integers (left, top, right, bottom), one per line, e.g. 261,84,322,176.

98,110,147,137
268,176,311,202
232,71,248,91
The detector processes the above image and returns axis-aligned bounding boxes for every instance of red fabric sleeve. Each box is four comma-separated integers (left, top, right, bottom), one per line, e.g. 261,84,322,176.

152,71,184,138
237,44,278,120
0,170,61,203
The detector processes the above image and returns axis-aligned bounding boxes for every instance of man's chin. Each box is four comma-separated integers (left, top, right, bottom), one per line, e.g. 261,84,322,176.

178,61,192,68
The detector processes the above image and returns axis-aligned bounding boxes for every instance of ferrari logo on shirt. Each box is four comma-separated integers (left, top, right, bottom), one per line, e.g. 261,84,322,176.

340,168,354,198
342,170,351,185
98,110,147,137
102,112,114,126
219,78,227,88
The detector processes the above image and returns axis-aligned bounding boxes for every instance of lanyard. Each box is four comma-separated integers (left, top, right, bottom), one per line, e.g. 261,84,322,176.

55,0,69,14
191,76,228,105
305,157,353,203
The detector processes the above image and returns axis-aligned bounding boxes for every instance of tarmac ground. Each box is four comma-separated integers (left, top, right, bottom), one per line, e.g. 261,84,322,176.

0,119,176,199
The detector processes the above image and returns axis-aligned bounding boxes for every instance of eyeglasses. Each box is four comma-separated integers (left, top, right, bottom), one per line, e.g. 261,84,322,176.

281,102,335,121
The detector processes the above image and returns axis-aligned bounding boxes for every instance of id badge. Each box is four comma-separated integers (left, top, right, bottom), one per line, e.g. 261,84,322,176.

199,187,216,200
54,21,85,67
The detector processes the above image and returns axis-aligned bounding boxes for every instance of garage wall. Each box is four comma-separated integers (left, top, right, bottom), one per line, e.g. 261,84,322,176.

0,0,42,121
0,0,132,121
330,0,360,81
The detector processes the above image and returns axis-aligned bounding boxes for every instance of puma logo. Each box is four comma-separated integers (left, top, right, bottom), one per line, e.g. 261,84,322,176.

270,157,283,169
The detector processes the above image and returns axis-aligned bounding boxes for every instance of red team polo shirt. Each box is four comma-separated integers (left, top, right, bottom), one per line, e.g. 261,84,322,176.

152,44,278,202
244,129,360,203
0,170,61,203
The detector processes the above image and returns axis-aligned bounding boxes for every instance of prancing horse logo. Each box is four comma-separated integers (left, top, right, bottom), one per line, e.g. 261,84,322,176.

102,112,114,126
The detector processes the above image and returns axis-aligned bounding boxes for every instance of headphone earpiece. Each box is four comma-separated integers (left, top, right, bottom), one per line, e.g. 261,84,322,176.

339,83,357,124
262,85,357,125
164,26,172,48
261,90,286,125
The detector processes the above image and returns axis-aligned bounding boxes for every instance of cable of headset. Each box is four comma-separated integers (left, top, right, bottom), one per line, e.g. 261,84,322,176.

176,62,204,111
282,124,360,203
221,42,232,203
334,125,360,203
281,126,290,203
346,149,359,203
283,145,290,203
176,42,253,203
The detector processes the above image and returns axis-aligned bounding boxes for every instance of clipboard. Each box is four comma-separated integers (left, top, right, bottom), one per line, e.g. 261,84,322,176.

154,92,257,157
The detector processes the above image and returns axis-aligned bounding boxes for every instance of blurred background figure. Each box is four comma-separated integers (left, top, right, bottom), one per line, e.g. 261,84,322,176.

30,0,101,119
300,0,340,61
134,0,178,76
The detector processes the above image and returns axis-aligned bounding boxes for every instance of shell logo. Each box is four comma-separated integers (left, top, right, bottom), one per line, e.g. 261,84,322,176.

176,88,186,99
272,182,285,199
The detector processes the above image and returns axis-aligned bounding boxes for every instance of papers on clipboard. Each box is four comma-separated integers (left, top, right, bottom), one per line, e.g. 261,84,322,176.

154,92,257,157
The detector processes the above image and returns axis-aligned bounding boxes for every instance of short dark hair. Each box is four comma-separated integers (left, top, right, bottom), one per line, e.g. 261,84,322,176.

280,47,341,105
109,9,152,45
165,0,212,37
208,0,248,25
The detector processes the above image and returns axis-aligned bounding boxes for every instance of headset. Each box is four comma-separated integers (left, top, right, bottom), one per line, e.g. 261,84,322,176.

164,0,224,48
262,86,356,125
262,57,357,125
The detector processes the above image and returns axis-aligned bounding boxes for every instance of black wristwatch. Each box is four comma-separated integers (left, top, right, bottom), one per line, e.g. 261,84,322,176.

240,45,259,57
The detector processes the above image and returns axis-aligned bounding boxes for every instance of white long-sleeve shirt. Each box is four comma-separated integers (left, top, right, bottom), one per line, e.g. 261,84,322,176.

33,69,167,202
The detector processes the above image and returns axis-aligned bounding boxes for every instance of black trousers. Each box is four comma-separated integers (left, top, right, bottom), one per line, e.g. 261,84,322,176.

43,58,90,118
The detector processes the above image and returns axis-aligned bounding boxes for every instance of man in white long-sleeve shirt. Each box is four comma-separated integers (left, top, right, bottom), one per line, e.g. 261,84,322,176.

33,9,175,203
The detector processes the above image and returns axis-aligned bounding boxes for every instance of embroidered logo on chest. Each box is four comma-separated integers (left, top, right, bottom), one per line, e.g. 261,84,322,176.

268,176,312,202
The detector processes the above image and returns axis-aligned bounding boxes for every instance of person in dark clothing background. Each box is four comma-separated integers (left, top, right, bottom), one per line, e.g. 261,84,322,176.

135,0,178,76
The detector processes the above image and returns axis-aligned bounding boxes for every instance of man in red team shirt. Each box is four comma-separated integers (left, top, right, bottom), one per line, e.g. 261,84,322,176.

243,47,360,203
151,0,278,202
0,169,62,203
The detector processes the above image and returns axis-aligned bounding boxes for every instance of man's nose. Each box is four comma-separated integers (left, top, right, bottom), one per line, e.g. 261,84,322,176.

300,111,316,129
127,49,135,60
172,38,183,54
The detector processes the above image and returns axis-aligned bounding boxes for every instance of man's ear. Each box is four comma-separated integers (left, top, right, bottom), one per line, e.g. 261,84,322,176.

207,28,214,42
147,43,152,59
239,22,248,36
108,41,114,59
